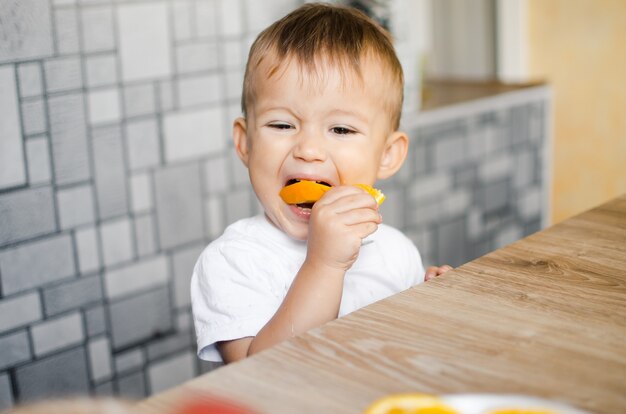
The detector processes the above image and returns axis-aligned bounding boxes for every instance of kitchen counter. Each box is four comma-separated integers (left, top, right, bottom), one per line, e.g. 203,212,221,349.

421,79,546,111
136,194,626,413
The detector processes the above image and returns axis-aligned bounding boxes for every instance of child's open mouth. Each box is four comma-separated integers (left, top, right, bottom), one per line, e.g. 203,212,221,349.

280,179,332,209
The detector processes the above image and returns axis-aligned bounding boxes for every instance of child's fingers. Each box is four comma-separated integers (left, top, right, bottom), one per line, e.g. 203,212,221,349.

341,207,382,226
315,185,378,210
425,266,438,281
437,265,453,275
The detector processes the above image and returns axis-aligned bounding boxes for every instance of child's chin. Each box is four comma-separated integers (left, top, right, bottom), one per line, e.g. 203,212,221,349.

285,226,308,242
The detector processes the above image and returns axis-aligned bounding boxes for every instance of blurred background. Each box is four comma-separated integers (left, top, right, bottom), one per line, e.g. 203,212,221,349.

0,0,624,409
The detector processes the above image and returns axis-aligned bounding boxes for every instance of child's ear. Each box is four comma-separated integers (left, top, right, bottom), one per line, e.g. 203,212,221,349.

232,117,249,167
377,130,409,180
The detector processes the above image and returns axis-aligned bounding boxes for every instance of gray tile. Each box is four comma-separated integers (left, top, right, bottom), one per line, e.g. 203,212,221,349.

114,348,144,375
116,371,146,399
478,153,513,183
0,186,56,247
0,234,75,295
229,148,249,187
146,331,192,361
15,347,89,402
104,255,168,300
0,331,32,370
204,197,224,240
163,107,226,162
88,337,113,382
518,186,542,221
56,184,96,229
43,275,103,316
218,0,243,37
81,6,115,52
85,54,118,88
75,226,101,274
0,66,26,190
21,98,47,136
109,287,172,350
54,6,80,54
0,0,53,63
48,92,91,185
225,69,243,101
17,62,43,98
244,0,298,33
434,133,467,171
442,189,472,220
172,0,193,41
177,74,221,108
437,217,467,268
31,312,84,357
154,164,204,249
495,224,523,249
175,42,218,74
117,2,172,82
508,105,530,146
514,150,534,189
123,83,156,118
158,80,174,112
85,305,107,337
100,218,134,267
407,200,441,228
88,87,121,125
194,0,218,38
44,57,83,93
408,173,452,205
134,214,157,257
0,292,42,332
25,136,52,184
94,381,114,396
0,373,13,411
198,358,223,375
92,125,128,219
172,244,204,308
175,310,191,332
377,186,404,229
130,173,153,213
148,351,195,394
225,189,252,226
479,179,509,213
125,118,160,171
220,38,244,69
203,156,229,194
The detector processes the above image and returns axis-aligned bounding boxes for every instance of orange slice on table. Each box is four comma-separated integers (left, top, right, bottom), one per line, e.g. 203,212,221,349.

279,180,385,206
363,393,459,414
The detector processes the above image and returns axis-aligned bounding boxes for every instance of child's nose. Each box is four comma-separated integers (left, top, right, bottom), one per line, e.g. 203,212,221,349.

292,131,327,162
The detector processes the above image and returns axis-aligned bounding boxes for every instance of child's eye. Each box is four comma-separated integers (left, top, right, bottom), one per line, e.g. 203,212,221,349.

331,126,355,135
268,122,293,130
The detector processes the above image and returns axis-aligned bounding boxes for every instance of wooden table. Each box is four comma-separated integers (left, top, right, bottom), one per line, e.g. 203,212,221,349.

138,195,626,414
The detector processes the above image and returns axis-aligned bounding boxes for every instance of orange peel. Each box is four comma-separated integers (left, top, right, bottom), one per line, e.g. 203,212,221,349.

363,393,459,414
279,180,385,206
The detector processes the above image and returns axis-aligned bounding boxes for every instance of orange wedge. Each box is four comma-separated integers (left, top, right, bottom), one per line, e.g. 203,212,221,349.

279,180,385,206
363,393,459,414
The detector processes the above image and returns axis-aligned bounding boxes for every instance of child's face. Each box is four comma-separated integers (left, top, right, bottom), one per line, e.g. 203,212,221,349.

234,56,403,241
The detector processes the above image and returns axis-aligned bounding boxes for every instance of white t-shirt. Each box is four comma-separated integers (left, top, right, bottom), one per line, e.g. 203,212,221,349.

191,214,425,362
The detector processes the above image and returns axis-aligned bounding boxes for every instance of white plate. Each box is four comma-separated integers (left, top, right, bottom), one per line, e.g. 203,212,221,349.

440,394,590,414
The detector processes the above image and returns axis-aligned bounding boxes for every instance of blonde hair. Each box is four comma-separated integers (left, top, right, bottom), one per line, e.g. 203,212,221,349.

242,2,404,129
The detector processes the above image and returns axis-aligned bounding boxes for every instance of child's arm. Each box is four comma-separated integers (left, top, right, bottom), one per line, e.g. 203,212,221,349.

218,186,380,362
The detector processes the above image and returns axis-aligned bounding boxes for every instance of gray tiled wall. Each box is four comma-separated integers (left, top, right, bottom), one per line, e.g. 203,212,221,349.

0,0,548,409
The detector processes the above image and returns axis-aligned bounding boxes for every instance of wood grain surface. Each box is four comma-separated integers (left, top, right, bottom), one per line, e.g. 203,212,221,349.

137,195,626,414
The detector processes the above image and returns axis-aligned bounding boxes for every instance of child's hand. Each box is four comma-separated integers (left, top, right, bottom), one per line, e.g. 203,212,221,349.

425,265,453,281
306,186,381,272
